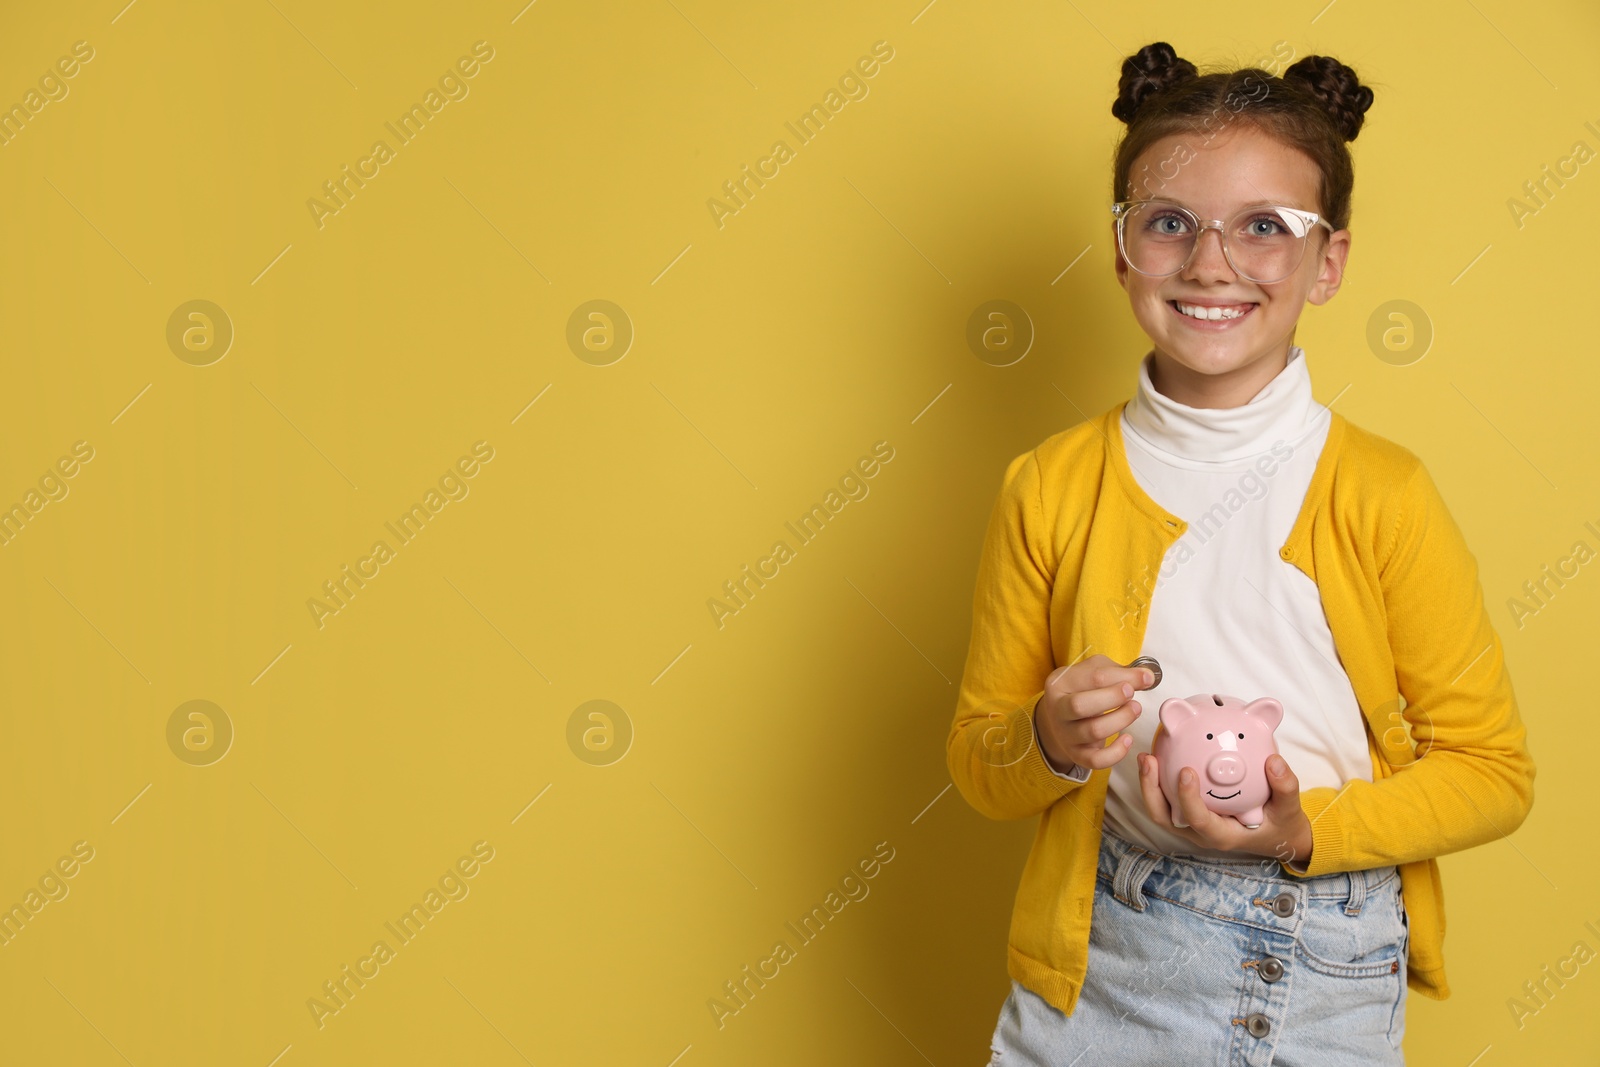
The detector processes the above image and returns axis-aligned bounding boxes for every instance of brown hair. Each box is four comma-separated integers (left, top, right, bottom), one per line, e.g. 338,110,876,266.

1110,42,1375,232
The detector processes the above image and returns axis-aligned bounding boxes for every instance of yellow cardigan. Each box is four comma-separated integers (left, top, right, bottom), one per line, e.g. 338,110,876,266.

948,400,1536,1017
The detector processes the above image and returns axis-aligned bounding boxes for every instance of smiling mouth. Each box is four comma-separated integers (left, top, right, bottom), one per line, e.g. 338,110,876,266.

1167,300,1258,327
1206,789,1242,800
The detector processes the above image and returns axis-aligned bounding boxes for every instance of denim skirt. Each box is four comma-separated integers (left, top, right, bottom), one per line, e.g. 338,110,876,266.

988,824,1409,1066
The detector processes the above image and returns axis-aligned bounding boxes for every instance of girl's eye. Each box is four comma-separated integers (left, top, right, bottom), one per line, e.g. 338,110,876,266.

1148,212,1191,235
1243,215,1288,237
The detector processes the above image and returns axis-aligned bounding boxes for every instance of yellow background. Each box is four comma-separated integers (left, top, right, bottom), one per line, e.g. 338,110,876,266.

1,0,1595,1063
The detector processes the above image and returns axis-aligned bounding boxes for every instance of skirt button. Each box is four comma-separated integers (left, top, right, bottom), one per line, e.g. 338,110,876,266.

1272,892,1297,917
1246,1012,1271,1038
1258,955,1285,983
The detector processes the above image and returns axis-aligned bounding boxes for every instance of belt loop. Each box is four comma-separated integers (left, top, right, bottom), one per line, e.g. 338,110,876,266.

1343,868,1368,916
1112,845,1164,912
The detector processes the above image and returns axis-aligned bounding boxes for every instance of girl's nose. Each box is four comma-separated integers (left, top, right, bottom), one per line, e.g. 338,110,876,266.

1183,227,1236,281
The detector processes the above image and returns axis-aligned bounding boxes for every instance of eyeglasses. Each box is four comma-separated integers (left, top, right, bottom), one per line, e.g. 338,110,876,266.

1111,199,1335,284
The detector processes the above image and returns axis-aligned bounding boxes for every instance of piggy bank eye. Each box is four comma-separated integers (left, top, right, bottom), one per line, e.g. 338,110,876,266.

1237,732,1244,739
1205,732,1213,739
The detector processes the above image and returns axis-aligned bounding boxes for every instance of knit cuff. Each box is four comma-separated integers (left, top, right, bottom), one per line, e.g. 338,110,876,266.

1280,785,1348,877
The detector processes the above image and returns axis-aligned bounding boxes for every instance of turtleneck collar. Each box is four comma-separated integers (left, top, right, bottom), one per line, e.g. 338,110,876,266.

1122,346,1326,464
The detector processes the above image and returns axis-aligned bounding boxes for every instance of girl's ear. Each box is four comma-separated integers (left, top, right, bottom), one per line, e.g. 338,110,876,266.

1112,223,1130,291
1305,229,1352,307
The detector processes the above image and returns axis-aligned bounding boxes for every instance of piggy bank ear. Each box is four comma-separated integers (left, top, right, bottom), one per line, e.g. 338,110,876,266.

1159,697,1199,733
1244,697,1285,730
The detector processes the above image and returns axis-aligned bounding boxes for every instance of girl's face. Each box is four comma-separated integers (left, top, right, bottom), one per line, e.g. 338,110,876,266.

1113,123,1351,409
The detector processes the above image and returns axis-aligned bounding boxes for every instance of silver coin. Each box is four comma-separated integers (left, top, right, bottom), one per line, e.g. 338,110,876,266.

1128,656,1162,688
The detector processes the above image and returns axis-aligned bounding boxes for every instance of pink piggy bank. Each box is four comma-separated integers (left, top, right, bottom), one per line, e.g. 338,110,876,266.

1150,694,1284,829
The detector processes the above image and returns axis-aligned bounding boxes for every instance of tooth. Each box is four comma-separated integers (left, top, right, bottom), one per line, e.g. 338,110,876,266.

1178,302,1246,320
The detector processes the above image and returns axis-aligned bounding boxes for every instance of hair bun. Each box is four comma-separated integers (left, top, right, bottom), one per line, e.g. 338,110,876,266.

1111,42,1199,125
1282,55,1375,141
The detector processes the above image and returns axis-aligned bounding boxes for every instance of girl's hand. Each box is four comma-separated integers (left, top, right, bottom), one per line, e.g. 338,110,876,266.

1135,750,1315,869
1035,655,1156,773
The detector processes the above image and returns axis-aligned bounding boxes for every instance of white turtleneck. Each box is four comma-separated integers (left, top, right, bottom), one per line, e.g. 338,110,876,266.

1047,346,1375,861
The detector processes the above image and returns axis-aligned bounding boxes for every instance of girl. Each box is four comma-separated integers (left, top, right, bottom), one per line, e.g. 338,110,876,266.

948,42,1536,1066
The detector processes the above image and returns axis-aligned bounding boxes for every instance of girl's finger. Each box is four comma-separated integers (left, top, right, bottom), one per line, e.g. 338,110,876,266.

1059,679,1140,724
1175,767,1220,838
1136,753,1175,826
1075,732,1135,770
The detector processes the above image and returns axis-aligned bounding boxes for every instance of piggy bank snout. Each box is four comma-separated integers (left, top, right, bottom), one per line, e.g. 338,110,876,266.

1206,752,1245,786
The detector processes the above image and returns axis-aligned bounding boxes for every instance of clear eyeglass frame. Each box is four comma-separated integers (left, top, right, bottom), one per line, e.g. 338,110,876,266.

1110,199,1337,284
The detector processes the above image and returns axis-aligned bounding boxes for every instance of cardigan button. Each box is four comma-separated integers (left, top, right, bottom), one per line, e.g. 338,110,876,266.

1245,1013,1271,1038
1279,546,1293,559
1258,956,1285,983
1271,892,1297,917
